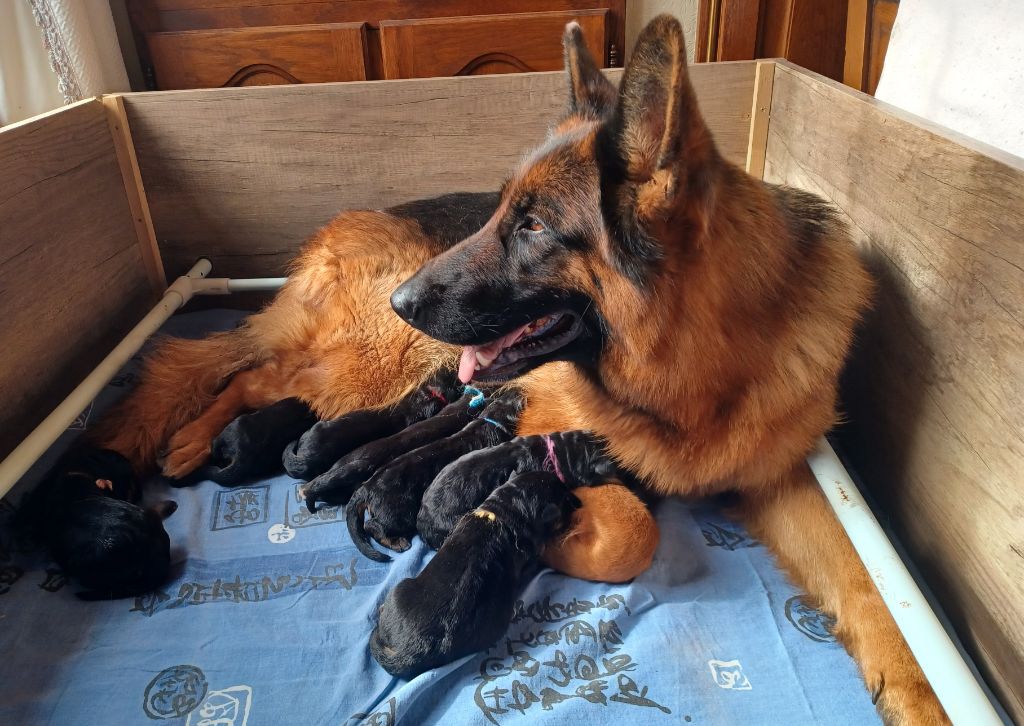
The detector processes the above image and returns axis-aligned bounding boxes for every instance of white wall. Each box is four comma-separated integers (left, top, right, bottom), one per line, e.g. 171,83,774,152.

625,0,699,62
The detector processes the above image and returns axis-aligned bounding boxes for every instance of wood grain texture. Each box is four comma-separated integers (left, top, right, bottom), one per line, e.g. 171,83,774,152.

123,62,757,278
379,10,607,79
146,23,369,89
102,94,167,292
715,0,759,60
843,0,870,90
0,100,152,461
744,60,775,178
763,62,1024,721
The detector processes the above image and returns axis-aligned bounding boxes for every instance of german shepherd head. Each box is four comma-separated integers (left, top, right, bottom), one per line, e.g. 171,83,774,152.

391,15,721,385
391,15,869,410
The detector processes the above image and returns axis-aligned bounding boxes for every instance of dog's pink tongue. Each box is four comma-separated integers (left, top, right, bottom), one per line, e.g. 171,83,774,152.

458,347,480,383
456,324,532,383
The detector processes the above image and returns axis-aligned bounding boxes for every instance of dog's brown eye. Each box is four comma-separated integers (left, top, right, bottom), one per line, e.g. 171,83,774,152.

522,217,545,233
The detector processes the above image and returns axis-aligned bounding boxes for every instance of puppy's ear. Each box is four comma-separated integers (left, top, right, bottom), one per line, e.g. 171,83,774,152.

540,503,563,527
564,21,616,120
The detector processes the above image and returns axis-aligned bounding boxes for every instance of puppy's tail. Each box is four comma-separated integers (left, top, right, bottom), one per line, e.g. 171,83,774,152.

346,490,392,563
88,325,264,473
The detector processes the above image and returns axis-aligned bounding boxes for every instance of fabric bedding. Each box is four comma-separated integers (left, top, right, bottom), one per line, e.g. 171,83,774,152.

0,310,880,725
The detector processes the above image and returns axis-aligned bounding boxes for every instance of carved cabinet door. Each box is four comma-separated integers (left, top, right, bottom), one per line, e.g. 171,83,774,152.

379,10,609,79
147,23,370,90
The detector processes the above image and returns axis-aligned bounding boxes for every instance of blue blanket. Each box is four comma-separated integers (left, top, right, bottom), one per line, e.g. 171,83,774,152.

0,310,880,725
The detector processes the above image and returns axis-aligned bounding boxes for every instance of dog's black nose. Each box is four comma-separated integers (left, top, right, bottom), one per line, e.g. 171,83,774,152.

390,281,424,326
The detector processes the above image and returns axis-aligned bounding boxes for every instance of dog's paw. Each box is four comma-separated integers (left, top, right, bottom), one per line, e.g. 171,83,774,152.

867,666,950,725
160,428,212,479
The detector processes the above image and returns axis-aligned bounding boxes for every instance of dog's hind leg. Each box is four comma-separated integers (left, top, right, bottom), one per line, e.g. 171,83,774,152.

734,463,948,726
159,363,295,480
89,329,263,473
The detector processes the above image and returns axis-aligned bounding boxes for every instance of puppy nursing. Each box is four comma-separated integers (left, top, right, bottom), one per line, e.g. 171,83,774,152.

371,471,580,678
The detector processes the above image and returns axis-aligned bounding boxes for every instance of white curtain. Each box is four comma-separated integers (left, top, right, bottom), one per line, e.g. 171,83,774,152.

0,0,129,125
875,0,1024,159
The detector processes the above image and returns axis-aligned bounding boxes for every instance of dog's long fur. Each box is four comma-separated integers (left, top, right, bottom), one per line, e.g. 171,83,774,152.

89,17,946,724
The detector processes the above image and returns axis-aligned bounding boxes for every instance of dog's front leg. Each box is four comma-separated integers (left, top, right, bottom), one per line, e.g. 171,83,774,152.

734,463,949,725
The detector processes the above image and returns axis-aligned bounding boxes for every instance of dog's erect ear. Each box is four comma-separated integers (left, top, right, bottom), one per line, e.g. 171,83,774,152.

563,21,616,120
600,15,717,283
608,15,715,211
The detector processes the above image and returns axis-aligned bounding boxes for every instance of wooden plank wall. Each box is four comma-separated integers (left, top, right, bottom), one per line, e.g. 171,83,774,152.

0,100,154,461
763,62,1024,721
121,62,758,278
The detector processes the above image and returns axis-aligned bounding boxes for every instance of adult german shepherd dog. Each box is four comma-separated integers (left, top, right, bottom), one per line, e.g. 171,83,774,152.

87,16,945,724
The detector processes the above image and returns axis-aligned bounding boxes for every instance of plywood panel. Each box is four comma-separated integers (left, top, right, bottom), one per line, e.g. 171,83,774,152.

123,62,757,278
763,61,1024,721
0,101,152,461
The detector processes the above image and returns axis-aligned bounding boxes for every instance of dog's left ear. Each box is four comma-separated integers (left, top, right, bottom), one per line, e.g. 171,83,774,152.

563,21,616,120
611,15,714,194
600,15,718,282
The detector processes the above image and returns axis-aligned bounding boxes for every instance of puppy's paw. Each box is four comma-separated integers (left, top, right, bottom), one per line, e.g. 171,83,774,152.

345,479,422,563
301,458,374,512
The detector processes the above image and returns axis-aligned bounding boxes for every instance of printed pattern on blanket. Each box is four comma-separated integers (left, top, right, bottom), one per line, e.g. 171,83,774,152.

0,311,881,725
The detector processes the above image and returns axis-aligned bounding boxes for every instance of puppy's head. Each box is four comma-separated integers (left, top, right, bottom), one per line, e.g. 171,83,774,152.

369,578,447,678
50,498,177,601
492,471,582,546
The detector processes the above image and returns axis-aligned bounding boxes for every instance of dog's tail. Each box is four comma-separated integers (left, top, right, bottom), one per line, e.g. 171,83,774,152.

346,489,392,563
88,326,263,473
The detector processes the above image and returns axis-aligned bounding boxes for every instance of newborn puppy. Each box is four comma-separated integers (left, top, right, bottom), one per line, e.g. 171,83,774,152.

346,389,522,562
283,369,463,480
21,446,177,600
302,389,480,513
417,430,619,550
370,471,580,678
204,398,318,486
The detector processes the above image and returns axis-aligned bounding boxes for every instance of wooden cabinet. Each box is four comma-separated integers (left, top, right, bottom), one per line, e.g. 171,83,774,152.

127,1,625,91
379,10,608,79
695,0,848,82
147,24,370,89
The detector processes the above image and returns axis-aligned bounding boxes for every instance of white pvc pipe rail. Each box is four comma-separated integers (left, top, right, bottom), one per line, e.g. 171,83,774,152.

0,259,1002,722
0,260,287,500
808,438,1004,725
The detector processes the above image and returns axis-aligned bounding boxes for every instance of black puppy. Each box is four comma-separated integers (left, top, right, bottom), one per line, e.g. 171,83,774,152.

204,398,318,486
21,446,177,600
345,389,522,562
302,389,481,514
417,430,619,550
283,369,464,481
370,471,580,678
